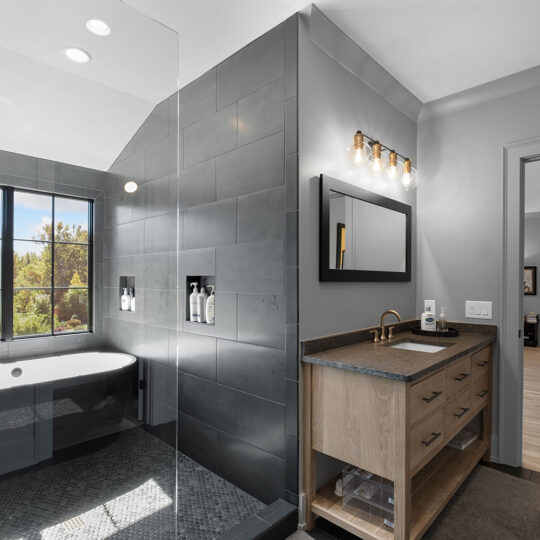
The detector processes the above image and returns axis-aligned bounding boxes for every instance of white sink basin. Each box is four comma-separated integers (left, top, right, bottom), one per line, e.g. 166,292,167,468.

390,341,447,354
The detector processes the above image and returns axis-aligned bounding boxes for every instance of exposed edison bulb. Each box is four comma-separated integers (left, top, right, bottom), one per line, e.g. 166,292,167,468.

347,131,371,169
401,159,418,191
386,150,403,181
369,142,386,176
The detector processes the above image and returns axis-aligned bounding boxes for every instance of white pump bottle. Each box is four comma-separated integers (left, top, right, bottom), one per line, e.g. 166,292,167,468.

197,286,208,323
189,282,199,322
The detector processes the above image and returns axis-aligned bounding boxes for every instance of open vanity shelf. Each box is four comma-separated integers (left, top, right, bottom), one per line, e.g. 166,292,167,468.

302,333,494,540
311,439,489,540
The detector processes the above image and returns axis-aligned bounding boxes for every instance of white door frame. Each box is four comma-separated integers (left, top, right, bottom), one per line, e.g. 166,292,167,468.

501,138,540,466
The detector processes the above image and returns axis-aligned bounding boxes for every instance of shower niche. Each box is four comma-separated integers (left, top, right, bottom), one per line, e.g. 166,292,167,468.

119,275,136,312
186,275,215,324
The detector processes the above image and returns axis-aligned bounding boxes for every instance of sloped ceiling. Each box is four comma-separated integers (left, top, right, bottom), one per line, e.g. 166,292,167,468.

3,0,540,170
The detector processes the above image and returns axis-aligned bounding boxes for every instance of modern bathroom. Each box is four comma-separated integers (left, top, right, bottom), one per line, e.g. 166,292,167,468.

0,2,539,539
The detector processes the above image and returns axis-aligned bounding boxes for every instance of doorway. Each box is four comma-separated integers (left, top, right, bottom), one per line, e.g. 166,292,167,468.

522,160,540,471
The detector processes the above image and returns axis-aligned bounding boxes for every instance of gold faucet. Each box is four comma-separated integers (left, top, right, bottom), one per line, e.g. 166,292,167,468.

379,309,401,341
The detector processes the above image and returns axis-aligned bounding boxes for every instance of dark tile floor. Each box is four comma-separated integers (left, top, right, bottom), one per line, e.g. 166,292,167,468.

304,463,540,540
0,428,265,539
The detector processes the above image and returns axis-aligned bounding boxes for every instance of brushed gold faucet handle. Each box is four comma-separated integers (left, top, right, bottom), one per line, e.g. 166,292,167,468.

388,326,395,340
369,329,380,343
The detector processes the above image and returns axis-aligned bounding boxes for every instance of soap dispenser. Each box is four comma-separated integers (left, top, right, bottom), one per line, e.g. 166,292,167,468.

206,285,215,325
189,282,199,322
121,288,130,311
197,286,208,323
438,307,448,332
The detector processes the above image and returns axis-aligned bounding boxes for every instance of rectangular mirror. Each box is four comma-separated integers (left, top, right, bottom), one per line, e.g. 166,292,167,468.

320,174,411,281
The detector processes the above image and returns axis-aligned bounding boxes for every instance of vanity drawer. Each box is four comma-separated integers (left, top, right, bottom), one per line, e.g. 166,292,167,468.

445,390,471,438
471,347,491,382
410,409,445,471
470,373,490,414
410,370,446,425
446,355,472,398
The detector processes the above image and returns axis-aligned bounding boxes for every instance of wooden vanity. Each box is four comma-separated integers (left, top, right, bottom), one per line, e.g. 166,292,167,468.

301,323,496,540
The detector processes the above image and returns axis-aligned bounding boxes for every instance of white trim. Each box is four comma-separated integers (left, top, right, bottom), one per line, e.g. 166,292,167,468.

501,137,540,466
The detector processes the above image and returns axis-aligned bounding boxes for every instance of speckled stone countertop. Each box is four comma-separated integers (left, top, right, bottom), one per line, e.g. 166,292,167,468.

302,321,497,382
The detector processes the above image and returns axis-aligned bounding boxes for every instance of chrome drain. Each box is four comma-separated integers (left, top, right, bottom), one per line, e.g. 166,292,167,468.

61,516,85,532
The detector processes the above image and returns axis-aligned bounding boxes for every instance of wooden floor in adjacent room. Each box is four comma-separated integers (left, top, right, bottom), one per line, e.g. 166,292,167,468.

523,346,540,472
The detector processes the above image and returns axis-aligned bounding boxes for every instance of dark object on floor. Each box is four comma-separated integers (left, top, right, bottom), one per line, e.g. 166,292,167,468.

524,315,539,347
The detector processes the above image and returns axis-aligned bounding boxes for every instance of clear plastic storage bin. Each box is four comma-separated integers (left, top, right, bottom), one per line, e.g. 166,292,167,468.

342,465,395,531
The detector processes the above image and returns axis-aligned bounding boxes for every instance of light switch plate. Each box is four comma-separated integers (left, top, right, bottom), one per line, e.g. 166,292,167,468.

465,301,492,320
424,299,436,314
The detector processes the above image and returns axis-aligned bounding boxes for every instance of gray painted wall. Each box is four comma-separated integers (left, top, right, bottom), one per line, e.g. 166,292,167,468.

298,7,418,340
524,214,540,314
105,18,299,505
0,148,106,473
416,83,540,460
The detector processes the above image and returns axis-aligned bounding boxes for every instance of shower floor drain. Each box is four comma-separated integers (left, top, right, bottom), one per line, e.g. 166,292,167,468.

61,516,85,532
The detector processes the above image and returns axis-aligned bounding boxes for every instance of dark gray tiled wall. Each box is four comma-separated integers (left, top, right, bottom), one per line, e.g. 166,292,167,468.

0,149,107,362
104,16,299,505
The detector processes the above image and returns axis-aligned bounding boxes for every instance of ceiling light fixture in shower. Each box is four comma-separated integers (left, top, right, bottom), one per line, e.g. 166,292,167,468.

124,181,138,194
86,19,111,37
64,47,92,64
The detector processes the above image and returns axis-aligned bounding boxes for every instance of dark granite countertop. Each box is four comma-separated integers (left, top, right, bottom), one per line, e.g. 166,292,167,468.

302,322,496,382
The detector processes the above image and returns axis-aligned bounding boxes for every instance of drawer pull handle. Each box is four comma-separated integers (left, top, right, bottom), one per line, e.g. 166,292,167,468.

477,390,489,398
422,391,443,403
476,361,489,368
454,407,470,419
422,432,442,447
454,372,470,382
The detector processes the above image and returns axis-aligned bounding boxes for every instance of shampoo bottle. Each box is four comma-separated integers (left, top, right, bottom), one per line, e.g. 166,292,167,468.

129,288,136,312
206,286,215,325
197,286,208,323
121,288,130,311
189,282,199,322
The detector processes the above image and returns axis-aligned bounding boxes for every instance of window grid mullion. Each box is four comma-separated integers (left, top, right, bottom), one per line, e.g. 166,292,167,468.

51,195,55,335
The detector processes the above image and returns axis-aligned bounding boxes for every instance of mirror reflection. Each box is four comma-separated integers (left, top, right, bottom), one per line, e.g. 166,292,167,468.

328,191,407,273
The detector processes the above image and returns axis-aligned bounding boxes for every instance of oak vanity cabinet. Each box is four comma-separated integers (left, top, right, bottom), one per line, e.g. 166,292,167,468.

302,346,493,540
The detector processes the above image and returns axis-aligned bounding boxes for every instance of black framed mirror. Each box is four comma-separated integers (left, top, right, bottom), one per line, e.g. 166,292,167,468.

319,174,411,282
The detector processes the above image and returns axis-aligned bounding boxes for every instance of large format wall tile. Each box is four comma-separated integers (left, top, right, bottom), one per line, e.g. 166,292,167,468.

177,159,216,210
179,332,217,381
178,69,217,130
184,104,237,167
217,241,285,294
217,339,285,403
183,198,237,250
216,132,284,200
237,79,284,146
217,25,285,109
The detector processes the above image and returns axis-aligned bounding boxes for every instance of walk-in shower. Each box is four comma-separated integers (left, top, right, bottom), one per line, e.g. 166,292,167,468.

0,1,299,538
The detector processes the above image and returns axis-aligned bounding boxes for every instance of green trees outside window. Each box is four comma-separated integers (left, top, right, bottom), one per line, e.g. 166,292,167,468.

6,190,92,338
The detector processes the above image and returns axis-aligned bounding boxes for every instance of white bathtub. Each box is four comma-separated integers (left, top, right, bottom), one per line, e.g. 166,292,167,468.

0,352,136,390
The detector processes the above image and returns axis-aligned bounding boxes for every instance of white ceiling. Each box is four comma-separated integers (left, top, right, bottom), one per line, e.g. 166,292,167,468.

525,161,540,215
3,0,540,170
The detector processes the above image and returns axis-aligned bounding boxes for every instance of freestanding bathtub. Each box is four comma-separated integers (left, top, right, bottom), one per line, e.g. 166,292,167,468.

0,351,136,390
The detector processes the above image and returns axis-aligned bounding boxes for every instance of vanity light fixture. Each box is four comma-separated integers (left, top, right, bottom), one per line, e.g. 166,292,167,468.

64,47,92,64
86,19,112,37
124,181,138,194
347,130,372,168
347,130,418,189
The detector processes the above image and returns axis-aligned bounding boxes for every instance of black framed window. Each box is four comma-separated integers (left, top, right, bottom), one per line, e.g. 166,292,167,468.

1,188,93,340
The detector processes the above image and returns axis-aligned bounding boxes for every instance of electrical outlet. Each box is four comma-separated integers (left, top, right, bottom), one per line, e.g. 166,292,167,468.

424,299,436,314
465,301,492,320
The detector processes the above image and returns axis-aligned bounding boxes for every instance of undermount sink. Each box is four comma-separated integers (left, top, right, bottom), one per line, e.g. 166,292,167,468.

390,341,447,354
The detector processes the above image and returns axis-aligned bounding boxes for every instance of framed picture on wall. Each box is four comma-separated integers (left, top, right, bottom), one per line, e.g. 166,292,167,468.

524,266,537,295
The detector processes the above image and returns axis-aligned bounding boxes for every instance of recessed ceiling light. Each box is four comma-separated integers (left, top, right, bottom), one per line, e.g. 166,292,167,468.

124,181,138,194
64,47,92,64
86,19,111,37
